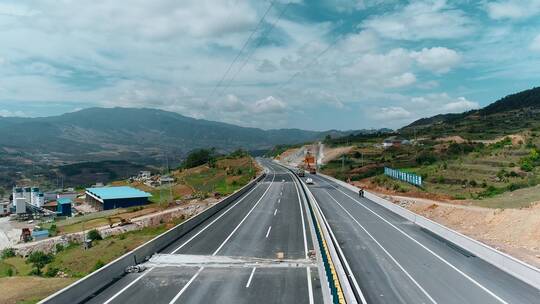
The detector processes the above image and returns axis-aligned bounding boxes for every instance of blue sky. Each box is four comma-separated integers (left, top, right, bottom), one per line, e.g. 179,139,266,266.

0,0,539,130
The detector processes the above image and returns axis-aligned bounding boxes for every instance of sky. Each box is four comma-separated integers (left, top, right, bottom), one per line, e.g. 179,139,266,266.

0,0,539,131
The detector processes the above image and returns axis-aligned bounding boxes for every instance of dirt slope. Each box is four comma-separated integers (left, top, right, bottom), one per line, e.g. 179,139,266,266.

382,194,540,268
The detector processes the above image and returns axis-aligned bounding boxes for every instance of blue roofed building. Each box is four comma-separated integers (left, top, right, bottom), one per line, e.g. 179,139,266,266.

57,198,72,217
85,186,152,211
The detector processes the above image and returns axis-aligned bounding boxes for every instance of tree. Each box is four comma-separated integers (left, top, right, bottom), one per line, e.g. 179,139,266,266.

26,251,54,276
182,148,216,169
87,229,102,241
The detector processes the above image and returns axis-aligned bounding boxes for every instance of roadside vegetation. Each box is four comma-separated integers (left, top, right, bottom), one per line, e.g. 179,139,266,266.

318,131,540,208
0,218,183,304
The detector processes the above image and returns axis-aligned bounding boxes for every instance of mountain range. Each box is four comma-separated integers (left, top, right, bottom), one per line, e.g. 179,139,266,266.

0,107,379,164
400,87,540,139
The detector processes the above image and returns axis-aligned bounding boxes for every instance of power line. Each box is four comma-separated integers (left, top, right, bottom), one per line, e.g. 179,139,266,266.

216,2,292,98
274,23,351,94
207,1,277,99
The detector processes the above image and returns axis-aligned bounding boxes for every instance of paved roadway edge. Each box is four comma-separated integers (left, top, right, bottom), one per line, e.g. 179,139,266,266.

317,172,540,291
276,161,361,304
39,170,268,304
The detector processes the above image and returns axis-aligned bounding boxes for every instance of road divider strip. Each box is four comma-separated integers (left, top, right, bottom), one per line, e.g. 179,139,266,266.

277,161,360,304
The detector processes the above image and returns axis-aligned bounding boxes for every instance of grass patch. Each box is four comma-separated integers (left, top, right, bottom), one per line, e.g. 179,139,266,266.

0,257,32,277
0,276,76,304
48,223,176,277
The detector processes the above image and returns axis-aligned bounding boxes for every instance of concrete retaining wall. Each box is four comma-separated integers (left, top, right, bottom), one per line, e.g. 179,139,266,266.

319,173,540,290
40,174,266,304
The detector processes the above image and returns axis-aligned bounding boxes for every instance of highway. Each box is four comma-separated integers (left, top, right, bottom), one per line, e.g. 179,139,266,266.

304,172,540,304
83,161,322,304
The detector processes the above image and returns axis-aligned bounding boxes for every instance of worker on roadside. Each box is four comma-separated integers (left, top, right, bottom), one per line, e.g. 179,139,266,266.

359,188,364,198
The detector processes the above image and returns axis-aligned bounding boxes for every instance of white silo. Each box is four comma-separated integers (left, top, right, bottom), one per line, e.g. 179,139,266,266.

31,187,40,206
23,187,31,205
35,193,45,208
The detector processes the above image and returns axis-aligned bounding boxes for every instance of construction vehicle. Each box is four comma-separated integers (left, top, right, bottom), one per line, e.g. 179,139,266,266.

20,228,32,242
107,216,132,228
304,152,317,174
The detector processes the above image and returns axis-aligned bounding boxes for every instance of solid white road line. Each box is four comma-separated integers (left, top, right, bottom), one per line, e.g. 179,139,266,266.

318,175,510,304
278,198,281,203
274,208,278,216
324,190,438,304
103,267,155,304
170,174,269,254
246,267,256,288
265,226,272,238
213,171,276,255
168,267,204,304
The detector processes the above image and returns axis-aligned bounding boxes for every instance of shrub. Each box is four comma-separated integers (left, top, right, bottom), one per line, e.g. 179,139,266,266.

87,229,102,241
416,153,437,165
520,159,533,172
45,267,59,277
93,260,105,271
478,186,505,198
55,243,64,253
5,267,13,277
1,248,16,259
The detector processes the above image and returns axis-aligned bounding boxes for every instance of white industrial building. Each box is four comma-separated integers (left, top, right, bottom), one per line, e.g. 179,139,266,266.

12,186,47,213
0,201,10,216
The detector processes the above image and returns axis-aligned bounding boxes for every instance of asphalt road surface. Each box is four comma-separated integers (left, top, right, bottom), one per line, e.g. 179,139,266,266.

305,173,540,304
86,160,323,304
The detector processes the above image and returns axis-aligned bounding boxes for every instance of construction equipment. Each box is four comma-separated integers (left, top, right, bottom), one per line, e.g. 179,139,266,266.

107,216,132,228
304,152,317,174
20,228,32,242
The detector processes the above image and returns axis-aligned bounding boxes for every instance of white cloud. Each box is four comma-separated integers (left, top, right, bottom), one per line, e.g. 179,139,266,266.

29,0,258,39
411,47,461,73
251,96,287,114
530,34,540,51
410,93,479,114
362,0,473,40
0,109,27,117
485,0,540,20
373,106,411,120
0,3,37,17
340,48,415,88
256,60,278,73
338,30,379,54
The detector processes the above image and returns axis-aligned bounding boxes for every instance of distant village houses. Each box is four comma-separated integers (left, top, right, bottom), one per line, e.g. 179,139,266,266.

382,136,411,148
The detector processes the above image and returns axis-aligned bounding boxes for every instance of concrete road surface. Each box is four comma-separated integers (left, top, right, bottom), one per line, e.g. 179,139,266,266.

305,173,540,304
85,160,323,304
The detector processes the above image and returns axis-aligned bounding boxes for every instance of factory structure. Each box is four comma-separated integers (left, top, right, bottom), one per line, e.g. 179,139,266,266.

85,186,152,211
11,186,46,214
